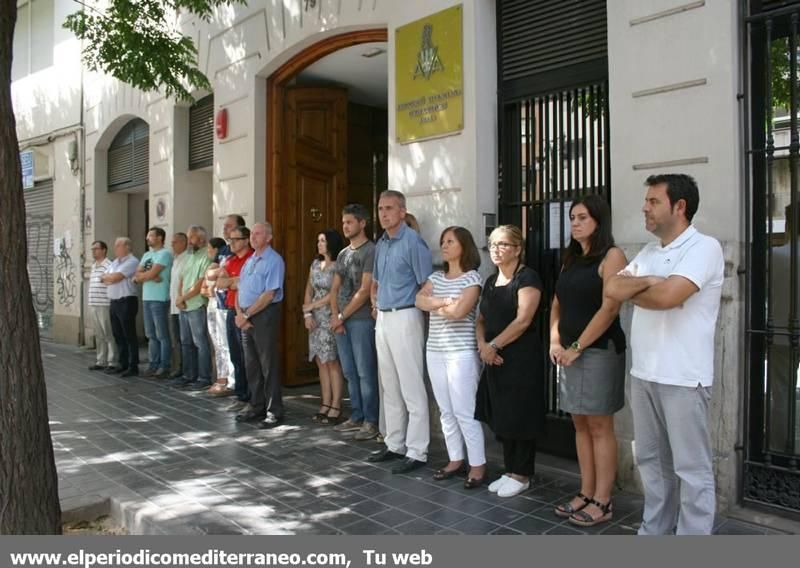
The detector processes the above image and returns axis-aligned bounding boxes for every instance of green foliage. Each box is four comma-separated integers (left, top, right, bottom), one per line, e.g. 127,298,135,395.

770,37,792,113
64,0,245,102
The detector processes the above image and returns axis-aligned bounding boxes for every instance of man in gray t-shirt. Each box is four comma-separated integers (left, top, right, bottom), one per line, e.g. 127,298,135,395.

330,204,379,440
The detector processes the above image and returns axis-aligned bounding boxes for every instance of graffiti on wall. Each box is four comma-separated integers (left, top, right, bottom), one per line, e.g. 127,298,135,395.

55,236,78,308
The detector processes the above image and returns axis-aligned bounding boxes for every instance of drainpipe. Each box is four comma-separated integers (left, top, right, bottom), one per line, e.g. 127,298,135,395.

78,43,86,347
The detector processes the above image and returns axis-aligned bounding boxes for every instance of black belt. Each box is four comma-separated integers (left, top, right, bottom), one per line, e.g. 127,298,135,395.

378,305,416,312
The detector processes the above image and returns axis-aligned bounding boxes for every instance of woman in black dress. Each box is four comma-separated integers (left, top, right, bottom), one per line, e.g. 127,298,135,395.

476,225,545,498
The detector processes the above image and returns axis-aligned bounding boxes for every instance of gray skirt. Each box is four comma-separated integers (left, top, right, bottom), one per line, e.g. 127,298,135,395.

559,346,626,416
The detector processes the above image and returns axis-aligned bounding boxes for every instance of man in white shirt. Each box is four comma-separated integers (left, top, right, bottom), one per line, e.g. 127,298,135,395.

101,237,141,377
607,174,724,535
88,240,116,371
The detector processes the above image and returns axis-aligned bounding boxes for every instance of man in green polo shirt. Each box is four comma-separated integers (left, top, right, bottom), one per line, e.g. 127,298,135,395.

170,225,213,390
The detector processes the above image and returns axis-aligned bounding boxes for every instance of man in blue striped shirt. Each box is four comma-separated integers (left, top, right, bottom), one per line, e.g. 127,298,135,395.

368,190,433,474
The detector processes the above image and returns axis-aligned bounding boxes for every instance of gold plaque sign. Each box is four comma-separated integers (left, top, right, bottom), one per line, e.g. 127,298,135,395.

395,5,463,144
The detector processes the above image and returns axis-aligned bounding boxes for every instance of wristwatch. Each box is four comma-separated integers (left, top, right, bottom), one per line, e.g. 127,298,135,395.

242,311,250,320
338,312,344,321
569,340,582,352
489,341,501,352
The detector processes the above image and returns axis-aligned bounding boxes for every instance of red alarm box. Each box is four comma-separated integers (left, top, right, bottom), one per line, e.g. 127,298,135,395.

215,108,228,140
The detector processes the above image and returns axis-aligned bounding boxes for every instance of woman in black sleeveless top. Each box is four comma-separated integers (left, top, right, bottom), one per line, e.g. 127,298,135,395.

475,225,546,498
549,195,627,527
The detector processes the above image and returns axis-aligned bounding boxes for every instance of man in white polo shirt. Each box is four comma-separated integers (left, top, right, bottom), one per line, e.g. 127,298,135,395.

101,237,141,377
607,174,724,535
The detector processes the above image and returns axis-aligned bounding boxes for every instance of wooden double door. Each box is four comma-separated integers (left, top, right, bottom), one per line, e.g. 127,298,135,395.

278,87,348,384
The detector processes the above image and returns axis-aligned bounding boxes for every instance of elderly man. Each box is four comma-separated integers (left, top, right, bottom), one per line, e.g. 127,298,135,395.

134,227,173,379
168,232,189,378
102,237,140,377
171,225,213,390
235,222,285,429
368,190,433,474
607,174,724,535
88,240,116,371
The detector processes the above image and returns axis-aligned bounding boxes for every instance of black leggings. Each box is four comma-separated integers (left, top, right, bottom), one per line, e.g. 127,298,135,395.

499,437,537,477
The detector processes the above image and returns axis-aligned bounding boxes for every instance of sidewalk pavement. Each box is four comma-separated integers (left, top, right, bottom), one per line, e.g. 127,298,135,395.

44,341,784,535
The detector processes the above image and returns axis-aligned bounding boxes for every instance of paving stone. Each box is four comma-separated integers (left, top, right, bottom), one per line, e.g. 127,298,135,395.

370,507,416,527
41,341,776,536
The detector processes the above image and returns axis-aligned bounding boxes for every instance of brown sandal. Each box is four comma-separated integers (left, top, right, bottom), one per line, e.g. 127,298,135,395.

554,492,592,518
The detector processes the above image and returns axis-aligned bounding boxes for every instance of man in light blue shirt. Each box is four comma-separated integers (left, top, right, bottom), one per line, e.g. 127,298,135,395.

134,227,173,379
368,190,433,474
101,237,140,377
235,222,286,428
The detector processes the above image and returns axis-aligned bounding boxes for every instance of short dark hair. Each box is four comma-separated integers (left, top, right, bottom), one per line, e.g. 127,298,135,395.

209,237,227,250
92,240,107,252
440,226,481,273
231,226,250,239
342,203,370,222
148,227,166,242
173,232,187,243
562,194,615,269
318,229,344,261
227,214,246,227
646,174,700,222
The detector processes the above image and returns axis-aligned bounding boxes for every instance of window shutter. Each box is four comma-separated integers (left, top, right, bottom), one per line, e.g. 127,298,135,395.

189,94,214,170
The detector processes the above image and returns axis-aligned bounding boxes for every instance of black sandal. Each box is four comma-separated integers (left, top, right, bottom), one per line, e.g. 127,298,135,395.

312,404,331,422
320,407,345,425
432,463,466,481
568,498,613,527
554,493,592,518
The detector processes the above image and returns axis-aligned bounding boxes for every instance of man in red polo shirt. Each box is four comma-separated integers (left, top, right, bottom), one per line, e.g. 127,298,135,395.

216,226,255,411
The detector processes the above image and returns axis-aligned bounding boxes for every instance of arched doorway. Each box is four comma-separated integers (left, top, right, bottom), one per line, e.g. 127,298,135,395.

267,29,388,385
95,117,150,339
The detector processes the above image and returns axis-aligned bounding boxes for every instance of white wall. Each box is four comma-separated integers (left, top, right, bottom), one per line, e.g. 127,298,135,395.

175,0,497,247
12,0,82,141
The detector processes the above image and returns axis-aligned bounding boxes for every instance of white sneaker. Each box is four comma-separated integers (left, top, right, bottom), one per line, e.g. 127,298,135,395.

497,477,530,498
488,475,511,493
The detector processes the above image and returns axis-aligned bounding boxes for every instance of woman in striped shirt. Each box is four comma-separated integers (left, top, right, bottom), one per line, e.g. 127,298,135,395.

416,226,487,489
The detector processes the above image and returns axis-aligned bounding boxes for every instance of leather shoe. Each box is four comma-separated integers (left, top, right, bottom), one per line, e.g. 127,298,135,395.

120,368,139,377
367,447,405,463
88,364,104,371
105,366,123,374
185,380,212,391
391,457,427,475
236,409,266,423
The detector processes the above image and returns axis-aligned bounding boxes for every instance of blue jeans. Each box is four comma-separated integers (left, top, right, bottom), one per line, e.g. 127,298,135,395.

335,318,379,424
179,308,211,383
143,300,171,371
226,308,249,402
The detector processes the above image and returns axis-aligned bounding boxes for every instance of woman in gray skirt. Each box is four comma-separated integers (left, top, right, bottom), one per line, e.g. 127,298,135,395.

549,195,627,528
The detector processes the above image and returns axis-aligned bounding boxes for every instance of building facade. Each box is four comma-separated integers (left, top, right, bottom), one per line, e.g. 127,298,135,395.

11,0,800,520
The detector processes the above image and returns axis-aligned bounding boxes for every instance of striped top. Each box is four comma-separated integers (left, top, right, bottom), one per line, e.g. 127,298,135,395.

88,259,112,307
426,270,483,352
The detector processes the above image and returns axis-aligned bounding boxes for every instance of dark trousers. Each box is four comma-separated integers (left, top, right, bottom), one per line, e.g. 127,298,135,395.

169,313,182,374
225,308,249,402
500,437,537,476
241,303,283,417
110,296,139,370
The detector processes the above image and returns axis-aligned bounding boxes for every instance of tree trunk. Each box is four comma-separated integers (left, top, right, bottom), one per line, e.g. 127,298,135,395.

0,0,62,534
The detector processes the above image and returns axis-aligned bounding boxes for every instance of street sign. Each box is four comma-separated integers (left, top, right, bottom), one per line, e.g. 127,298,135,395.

20,150,34,189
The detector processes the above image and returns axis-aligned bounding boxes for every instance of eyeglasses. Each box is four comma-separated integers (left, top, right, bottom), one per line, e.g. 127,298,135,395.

488,241,518,251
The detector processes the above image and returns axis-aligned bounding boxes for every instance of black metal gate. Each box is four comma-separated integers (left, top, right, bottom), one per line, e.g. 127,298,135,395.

744,0,800,515
497,0,609,457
